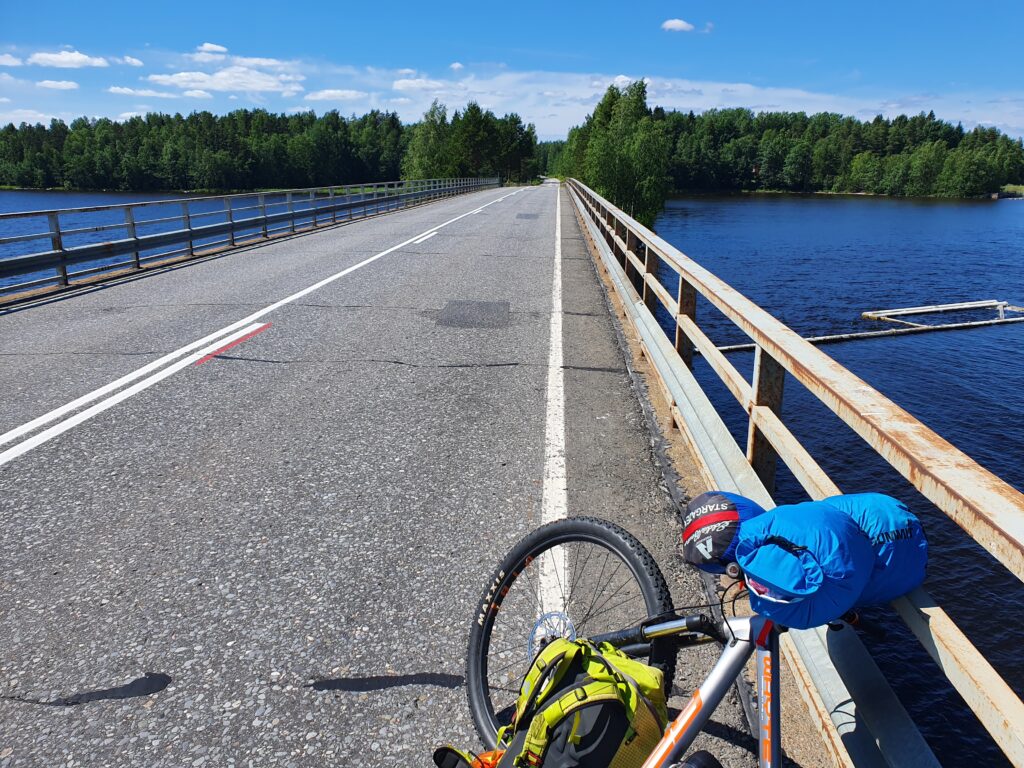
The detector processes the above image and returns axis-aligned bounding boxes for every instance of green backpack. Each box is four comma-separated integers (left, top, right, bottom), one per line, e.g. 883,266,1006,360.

493,637,669,767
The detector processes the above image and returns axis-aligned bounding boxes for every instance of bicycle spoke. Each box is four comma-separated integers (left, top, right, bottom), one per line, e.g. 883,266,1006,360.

578,557,629,627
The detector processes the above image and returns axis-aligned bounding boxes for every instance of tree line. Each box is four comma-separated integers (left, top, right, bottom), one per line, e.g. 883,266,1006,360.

0,101,539,191
545,82,1024,225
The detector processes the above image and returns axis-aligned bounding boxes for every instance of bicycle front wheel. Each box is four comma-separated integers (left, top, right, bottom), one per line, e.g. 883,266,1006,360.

466,516,676,747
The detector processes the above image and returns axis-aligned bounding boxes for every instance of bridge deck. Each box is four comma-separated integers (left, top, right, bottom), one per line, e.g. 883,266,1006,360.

0,183,756,766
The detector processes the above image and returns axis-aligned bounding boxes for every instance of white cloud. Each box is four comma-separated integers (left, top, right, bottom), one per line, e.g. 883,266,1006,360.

37,79,79,90
187,52,226,63
662,18,695,32
197,42,228,53
231,56,291,69
148,66,305,95
0,108,52,124
184,89,213,98
118,55,144,67
118,111,144,119
393,77,444,91
450,62,464,71
27,50,108,68
0,54,22,66
347,67,1024,140
108,86,179,98
305,88,368,101
0,97,9,103
396,68,417,76
702,22,714,34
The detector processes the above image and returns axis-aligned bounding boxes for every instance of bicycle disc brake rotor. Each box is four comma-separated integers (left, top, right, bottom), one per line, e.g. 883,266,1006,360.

528,611,577,660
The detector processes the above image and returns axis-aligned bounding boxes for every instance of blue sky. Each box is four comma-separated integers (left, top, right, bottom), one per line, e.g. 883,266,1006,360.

2,1,1023,139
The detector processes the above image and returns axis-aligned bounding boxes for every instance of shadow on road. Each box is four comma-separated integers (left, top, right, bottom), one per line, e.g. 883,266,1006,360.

307,672,464,692
1,672,172,707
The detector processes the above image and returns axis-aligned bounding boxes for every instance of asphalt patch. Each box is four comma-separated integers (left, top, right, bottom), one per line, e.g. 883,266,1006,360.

516,213,539,220
437,300,510,328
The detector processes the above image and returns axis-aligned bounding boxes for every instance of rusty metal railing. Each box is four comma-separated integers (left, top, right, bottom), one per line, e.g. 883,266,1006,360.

0,177,498,300
566,178,1024,766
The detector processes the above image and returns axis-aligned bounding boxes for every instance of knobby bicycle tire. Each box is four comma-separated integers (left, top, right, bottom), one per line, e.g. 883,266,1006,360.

466,516,677,747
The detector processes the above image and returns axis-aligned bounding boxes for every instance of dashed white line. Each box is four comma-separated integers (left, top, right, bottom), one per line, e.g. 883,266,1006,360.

0,188,515,465
413,231,438,244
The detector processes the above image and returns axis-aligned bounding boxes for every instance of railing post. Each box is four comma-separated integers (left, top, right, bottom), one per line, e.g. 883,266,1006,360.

225,198,235,246
47,212,68,286
330,188,337,223
676,278,696,369
181,202,195,255
747,345,786,495
287,192,295,233
636,231,658,315
124,207,140,269
310,190,317,227
258,194,268,238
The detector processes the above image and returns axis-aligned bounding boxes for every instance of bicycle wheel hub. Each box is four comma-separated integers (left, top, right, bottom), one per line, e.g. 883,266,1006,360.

528,611,577,660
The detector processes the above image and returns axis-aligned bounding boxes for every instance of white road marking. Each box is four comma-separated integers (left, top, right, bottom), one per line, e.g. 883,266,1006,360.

0,188,513,463
539,182,568,615
0,323,266,467
412,231,438,244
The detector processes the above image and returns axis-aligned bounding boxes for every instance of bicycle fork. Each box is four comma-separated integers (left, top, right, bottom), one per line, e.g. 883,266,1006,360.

640,615,781,768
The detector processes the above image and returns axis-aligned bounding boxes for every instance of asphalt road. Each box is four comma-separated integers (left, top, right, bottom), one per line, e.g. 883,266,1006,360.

0,182,754,767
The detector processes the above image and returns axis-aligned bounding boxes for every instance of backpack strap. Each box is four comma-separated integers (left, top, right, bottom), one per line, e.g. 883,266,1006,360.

594,645,670,738
515,681,634,766
514,639,583,725
433,746,478,768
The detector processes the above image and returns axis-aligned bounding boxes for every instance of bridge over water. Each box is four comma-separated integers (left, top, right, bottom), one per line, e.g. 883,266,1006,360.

0,179,1021,767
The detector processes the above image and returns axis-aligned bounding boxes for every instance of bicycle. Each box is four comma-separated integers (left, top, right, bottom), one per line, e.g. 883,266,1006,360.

466,516,787,768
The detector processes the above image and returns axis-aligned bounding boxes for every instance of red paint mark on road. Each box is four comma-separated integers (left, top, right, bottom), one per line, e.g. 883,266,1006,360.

195,323,272,365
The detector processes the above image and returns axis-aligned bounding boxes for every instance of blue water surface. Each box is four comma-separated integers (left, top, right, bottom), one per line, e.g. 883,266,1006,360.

654,194,1024,767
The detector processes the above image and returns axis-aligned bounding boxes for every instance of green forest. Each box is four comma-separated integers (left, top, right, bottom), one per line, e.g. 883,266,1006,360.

3,83,1023,227
0,100,538,191
546,82,1024,225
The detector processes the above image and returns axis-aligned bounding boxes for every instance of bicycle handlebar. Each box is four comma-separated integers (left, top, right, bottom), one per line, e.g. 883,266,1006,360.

590,613,723,648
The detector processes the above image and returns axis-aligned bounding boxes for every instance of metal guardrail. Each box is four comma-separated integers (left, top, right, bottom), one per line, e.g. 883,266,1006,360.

566,178,1024,767
0,177,498,298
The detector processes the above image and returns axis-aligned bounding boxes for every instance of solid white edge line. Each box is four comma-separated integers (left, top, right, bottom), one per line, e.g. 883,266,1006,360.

0,323,267,468
539,182,568,615
0,188,512,454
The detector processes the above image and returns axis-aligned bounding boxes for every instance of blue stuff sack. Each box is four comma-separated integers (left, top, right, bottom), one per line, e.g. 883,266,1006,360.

822,493,927,605
735,501,876,629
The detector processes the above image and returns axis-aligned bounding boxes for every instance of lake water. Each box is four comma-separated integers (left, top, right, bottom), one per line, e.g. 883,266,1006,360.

654,194,1024,766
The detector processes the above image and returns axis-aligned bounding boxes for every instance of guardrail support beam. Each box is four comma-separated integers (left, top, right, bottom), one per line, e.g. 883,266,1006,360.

747,346,786,495
47,212,68,286
676,278,697,369
124,207,140,268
